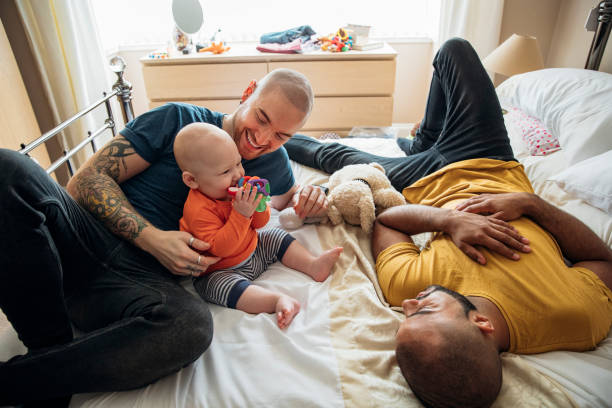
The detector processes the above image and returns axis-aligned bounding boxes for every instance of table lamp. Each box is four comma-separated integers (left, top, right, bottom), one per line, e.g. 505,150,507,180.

482,34,544,77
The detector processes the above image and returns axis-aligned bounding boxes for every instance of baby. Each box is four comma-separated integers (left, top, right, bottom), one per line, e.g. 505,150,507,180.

175,122,343,329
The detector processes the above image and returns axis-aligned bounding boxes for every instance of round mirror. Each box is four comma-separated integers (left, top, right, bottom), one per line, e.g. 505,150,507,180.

172,0,203,34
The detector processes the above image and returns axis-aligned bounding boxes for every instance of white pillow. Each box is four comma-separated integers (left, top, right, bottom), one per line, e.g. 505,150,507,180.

496,68,612,166
548,150,612,214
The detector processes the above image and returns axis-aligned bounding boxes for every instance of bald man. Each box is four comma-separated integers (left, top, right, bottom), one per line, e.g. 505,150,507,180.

0,68,325,405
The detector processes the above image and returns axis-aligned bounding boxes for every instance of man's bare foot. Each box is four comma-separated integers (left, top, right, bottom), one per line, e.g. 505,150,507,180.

276,295,301,329
307,247,343,282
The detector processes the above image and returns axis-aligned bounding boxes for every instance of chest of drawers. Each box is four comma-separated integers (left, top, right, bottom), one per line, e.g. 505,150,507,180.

141,43,397,137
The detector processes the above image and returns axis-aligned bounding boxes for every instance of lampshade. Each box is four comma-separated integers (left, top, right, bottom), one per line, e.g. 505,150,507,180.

483,34,544,77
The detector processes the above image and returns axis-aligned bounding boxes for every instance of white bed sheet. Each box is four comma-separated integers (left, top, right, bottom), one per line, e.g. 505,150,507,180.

68,224,346,408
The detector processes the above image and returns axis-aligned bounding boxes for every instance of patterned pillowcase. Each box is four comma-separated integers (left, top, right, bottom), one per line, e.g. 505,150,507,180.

507,107,561,156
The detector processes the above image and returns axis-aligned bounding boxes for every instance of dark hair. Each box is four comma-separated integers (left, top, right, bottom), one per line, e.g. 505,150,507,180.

427,285,476,316
396,287,502,407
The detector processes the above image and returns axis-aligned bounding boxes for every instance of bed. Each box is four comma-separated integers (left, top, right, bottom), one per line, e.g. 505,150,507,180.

1,67,611,407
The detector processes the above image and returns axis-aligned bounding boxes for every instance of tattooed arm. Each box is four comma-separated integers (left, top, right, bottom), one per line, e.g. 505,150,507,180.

67,136,149,240
66,136,218,276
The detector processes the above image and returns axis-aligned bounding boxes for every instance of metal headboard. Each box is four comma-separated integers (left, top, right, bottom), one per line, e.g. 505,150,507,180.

18,56,135,176
585,0,612,70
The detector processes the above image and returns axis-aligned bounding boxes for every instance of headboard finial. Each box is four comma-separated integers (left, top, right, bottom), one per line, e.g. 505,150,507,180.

109,56,135,123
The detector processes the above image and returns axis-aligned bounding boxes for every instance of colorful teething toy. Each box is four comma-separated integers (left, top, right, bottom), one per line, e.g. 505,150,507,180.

227,176,270,212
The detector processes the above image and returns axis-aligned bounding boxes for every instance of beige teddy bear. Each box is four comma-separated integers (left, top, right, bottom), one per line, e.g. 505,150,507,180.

326,162,406,233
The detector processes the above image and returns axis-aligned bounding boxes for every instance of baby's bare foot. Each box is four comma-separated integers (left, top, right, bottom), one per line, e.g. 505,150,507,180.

308,247,343,282
276,295,301,329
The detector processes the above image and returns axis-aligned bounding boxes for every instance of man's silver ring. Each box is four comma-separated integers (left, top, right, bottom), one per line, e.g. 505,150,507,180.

188,237,195,246
197,255,201,265
191,270,196,277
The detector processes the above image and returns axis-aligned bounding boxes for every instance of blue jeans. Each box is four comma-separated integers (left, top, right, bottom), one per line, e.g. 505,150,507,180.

0,149,213,405
285,38,515,191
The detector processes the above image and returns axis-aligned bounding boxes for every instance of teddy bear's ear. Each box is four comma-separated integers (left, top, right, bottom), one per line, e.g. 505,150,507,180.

369,162,385,174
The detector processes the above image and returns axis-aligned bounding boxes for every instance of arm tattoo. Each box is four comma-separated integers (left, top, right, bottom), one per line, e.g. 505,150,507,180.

92,138,134,179
73,138,149,242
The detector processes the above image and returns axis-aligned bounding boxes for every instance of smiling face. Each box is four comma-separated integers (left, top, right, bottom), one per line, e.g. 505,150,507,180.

230,86,307,160
189,139,244,200
224,68,313,161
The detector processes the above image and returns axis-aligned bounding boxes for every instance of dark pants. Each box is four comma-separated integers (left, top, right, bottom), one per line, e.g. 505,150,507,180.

285,38,515,191
0,149,213,405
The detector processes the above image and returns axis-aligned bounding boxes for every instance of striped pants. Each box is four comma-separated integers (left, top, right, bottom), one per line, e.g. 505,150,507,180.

193,228,295,308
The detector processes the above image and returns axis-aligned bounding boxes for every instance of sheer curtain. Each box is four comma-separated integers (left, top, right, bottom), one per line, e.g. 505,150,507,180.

438,0,504,59
16,0,119,166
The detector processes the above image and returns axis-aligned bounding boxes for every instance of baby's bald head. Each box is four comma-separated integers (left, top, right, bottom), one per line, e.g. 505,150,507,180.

174,122,237,174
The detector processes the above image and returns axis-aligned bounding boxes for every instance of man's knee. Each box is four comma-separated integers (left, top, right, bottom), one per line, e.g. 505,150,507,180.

0,148,55,201
164,297,214,365
437,37,475,61
0,148,29,188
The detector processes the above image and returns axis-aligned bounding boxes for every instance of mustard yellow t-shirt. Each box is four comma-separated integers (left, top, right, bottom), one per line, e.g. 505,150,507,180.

376,158,612,354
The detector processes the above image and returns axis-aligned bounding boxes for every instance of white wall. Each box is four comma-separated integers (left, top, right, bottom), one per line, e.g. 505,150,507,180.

390,40,433,123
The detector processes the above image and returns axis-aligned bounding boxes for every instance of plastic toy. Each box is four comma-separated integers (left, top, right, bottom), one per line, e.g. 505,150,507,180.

198,41,231,54
227,176,270,212
318,28,353,52
148,51,169,59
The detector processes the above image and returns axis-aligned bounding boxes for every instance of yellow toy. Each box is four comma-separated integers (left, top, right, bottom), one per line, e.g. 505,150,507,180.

198,42,231,54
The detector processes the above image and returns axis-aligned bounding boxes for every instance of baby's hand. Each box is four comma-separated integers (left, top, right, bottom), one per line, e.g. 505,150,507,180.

233,183,264,218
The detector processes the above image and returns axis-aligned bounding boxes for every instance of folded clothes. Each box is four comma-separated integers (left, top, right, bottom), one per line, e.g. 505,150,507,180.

256,38,303,54
260,25,315,44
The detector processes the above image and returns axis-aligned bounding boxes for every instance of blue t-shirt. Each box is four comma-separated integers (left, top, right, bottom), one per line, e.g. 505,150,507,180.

120,102,295,231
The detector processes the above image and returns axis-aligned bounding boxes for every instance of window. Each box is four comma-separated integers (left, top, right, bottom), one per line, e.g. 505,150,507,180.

91,0,440,53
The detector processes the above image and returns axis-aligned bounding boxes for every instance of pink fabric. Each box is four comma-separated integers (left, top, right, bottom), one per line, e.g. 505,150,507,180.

256,38,302,54
508,107,561,156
